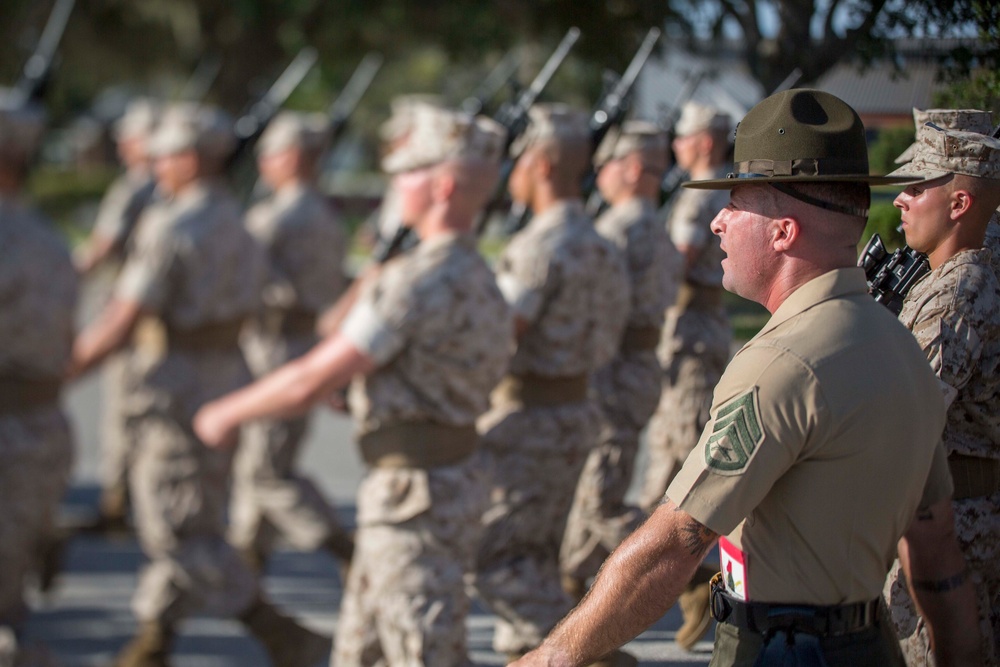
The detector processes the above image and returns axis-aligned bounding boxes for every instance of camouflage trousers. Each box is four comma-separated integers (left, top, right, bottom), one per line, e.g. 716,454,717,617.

883,492,1000,666
100,350,133,497
229,413,350,556
334,460,488,667
641,309,730,510
128,413,258,624
0,408,72,628
472,400,598,655
560,352,660,582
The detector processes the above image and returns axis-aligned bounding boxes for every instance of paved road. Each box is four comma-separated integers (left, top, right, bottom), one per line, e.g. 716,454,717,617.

19,275,716,666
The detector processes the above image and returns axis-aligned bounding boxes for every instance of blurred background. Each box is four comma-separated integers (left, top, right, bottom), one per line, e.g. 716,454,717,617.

2,0,998,259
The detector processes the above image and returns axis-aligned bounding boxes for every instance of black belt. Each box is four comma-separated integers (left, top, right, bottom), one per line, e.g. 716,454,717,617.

710,574,878,638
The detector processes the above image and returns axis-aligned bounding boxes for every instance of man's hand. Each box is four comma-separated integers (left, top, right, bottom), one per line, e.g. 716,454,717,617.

193,402,239,449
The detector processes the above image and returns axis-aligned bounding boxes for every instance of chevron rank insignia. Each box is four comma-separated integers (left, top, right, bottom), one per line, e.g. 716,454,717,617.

704,388,764,474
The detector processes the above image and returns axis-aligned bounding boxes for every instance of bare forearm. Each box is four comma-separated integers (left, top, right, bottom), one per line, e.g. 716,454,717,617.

526,502,715,666
70,300,139,378
900,500,982,666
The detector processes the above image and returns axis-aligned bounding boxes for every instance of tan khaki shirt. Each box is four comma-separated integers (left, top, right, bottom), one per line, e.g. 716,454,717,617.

495,199,630,376
595,197,681,329
899,248,1000,460
342,232,513,432
668,269,951,605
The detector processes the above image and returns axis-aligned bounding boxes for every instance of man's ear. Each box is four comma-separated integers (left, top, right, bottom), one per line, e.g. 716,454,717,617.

949,187,974,220
772,215,799,252
431,168,457,202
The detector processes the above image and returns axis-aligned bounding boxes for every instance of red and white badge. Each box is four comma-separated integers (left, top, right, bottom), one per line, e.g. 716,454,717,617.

719,536,748,601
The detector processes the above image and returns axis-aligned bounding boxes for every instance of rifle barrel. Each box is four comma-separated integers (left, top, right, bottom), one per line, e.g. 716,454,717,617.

328,52,383,127
16,0,76,103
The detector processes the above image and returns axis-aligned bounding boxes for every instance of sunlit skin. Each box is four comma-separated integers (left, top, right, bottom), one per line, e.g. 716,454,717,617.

709,185,785,309
153,149,200,197
893,174,972,270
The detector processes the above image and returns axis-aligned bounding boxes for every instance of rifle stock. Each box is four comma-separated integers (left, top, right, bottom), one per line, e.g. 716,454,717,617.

14,0,76,105
327,52,383,148
478,27,581,236
227,47,318,200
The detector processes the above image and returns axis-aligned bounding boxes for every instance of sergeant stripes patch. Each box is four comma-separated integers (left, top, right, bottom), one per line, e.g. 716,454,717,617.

704,388,763,474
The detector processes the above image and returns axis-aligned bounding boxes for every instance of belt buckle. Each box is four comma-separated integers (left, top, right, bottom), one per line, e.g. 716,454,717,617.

709,572,732,623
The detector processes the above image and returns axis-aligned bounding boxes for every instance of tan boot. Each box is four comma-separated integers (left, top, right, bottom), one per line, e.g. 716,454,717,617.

113,621,173,667
585,649,639,667
675,580,712,651
240,598,331,667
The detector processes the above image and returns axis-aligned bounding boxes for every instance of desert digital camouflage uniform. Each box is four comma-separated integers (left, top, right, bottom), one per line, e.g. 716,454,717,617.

641,166,732,509
881,124,1000,666
560,195,680,582
231,174,351,561
883,251,1000,665
92,155,159,523
474,197,630,656
115,178,268,624
334,231,513,666
0,198,78,633
987,211,1000,276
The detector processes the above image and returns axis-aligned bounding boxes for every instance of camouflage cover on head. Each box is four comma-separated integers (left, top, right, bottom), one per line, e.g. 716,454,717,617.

0,87,46,161
894,108,994,164
379,94,445,142
888,123,1000,182
508,103,590,158
381,104,505,174
256,110,329,156
674,101,731,139
147,103,236,159
593,120,669,170
114,98,161,141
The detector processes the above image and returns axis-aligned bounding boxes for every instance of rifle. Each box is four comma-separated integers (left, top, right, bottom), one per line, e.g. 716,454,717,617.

861,121,1000,313
653,67,709,207
858,234,929,315
178,53,222,103
461,49,522,117
480,26,582,237
327,52,383,149
13,0,76,105
227,47,318,199
580,26,662,216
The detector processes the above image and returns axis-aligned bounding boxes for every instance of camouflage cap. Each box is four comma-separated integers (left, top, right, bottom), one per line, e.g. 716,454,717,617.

381,103,505,174
379,94,445,142
257,111,329,156
147,103,236,159
508,103,590,158
0,88,46,161
593,120,669,170
685,88,916,190
113,98,161,141
674,101,732,138
888,123,1000,182
894,108,993,164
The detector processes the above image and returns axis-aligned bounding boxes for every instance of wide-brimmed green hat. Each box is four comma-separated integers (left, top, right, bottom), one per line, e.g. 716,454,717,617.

685,89,918,190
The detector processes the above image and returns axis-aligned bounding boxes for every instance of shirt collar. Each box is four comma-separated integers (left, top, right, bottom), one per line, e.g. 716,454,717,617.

754,267,869,339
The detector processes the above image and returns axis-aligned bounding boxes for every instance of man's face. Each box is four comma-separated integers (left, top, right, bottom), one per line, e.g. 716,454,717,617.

257,146,299,190
894,175,954,256
710,184,776,301
508,147,538,205
393,167,435,226
153,149,199,195
596,156,626,203
672,131,702,171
